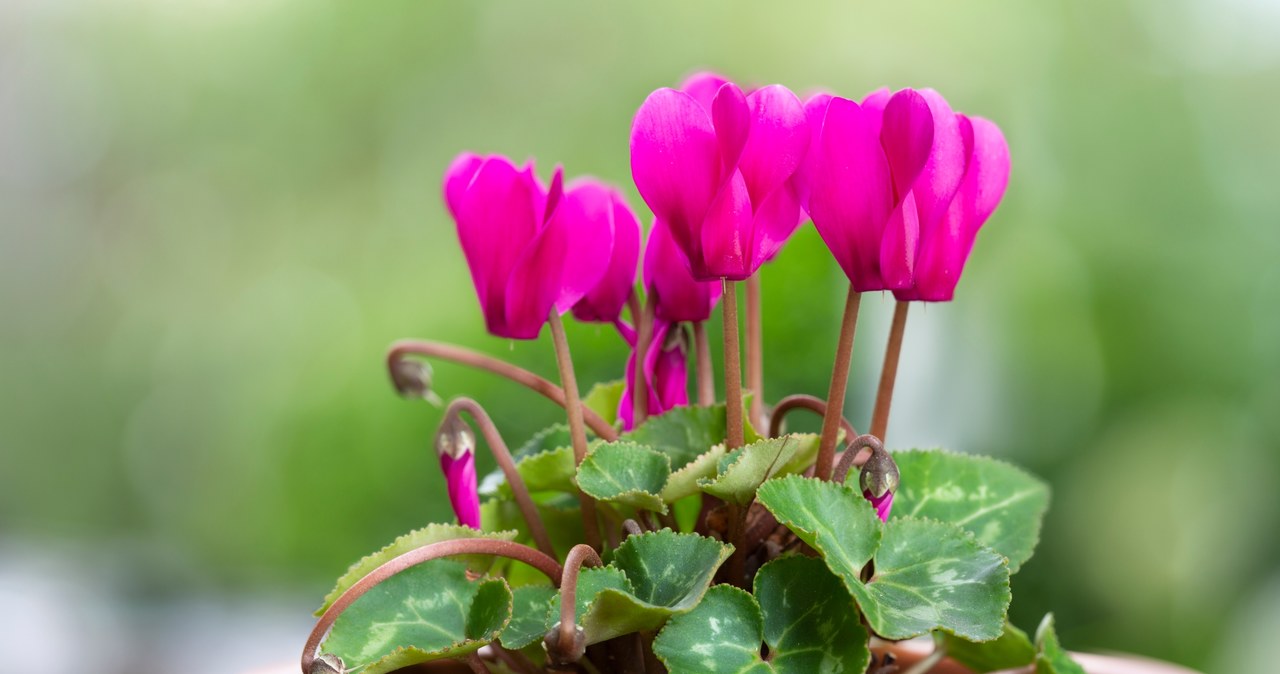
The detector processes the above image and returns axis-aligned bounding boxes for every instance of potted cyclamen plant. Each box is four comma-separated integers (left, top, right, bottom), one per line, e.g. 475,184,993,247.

295,74,1198,674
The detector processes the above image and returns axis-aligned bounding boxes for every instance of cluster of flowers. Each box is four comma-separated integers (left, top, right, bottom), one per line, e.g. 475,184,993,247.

439,71,1009,526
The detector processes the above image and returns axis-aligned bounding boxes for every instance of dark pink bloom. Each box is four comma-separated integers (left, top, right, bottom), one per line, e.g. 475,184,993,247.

630,75,809,280
618,318,690,431
864,489,894,522
444,153,614,339
893,114,1010,302
803,88,967,292
570,184,642,323
644,218,723,323
435,417,480,529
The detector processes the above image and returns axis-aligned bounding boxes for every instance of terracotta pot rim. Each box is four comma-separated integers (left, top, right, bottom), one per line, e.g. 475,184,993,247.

883,639,1204,674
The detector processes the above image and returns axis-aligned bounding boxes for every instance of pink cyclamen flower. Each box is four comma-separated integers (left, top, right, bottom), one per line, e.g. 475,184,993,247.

570,185,642,324
864,489,895,522
803,88,969,292
893,113,1009,302
644,218,723,323
618,318,690,431
435,416,481,529
444,153,614,339
630,74,810,281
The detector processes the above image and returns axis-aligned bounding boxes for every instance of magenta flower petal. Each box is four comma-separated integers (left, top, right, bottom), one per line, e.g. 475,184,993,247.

618,318,690,431
898,114,1009,302
879,89,935,199
792,92,834,209
644,218,723,323
878,191,921,290
738,85,809,208
454,156,544,335
443,152,483,219
548,180,616,314
750,180,804,267
863,488,894,522
907,89,967,236
806,97,895,291
441,451,480,529
503,212,570,339
697,170,755,280
631,88,722,255
679,71,731,113
572,186,641,323
711,82,751,177
860,87,892,136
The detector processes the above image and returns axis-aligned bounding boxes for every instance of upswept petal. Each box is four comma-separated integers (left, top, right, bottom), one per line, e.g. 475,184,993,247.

908,89,967,236
644,219,723,323
696,170,754,280
805,97,895,291
630,88,722,259
550,179,616,314
750,180,804,268
879,89,935,199
443,152,483,219
618,318,689,431
792,92,834,207
738,85,810,208
679,71,731,113
860,87,892,138
502,207,571,339
572,187,641,323
455,156,543,332
711,82,751,177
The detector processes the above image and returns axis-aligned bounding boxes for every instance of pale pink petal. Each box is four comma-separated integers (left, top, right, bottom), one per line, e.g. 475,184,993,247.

644,218,723,323
455,156,543,334
679,71,731,113
738,85,810,209
711,82,751,177
805,98,895,291
630,88,722,260
696,170,755,280
549,180,616,314
879,89,935,199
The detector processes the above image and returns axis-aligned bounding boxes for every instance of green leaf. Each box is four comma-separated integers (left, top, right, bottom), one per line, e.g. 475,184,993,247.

891,449,1050,572
316,524,517,615
320,559,512,673
944,622,1036,672
757,476,1011,642
652,585,771,674
653,558,870,674
699,434,819,505
1035,614,1086,674
499,585,557,650
623,403,762,470
576,441,671,513
478,424,573,497
754,556,871,672
661,444,727,502
583,379,625,427
480,497,584,565
560,530,732,644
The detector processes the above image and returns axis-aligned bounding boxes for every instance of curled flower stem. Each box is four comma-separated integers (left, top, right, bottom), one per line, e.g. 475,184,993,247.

551,544,604,665
745,274,765,429
721,280,745,451
633,298,655,426
869,300,909,443
300,538,563,674
815,286,862,481
621,518,644,537
387,340,618,441
444,397,555,559
548,312,603,552
768,394,858,440
693,321,715,406
832,434,884,485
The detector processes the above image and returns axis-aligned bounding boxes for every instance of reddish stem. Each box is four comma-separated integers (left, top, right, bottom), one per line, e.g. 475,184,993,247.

693,320,715,406
445,398,555,559
548,312,603,552
387,340,617,441
869,300,909,443
833,434,884,485
745,273,765,429
815,286,862,481
466,653,492,674
552,544,604,665
300,538,562,673
768,394,858,440
722,280,744,451
633,298,655,426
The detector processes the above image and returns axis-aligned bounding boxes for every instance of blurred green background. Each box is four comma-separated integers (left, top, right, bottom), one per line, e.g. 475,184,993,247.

2,1,1278,672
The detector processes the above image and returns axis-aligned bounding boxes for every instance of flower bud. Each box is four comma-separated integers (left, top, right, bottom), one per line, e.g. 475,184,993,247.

434,414,477,460
309,654,345,674
390,359,442,405
435,414,480,529
859,444,900,522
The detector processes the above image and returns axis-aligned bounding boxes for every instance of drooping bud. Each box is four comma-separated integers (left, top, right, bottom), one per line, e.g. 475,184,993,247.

434,413,477,460
310,654,345,674
859,443,900,522
390,358,442,405
435,413,480,528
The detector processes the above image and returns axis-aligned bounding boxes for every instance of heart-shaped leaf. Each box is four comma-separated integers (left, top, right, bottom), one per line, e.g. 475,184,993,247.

699,434,819,505
1035,614,1086,674
583,379,625,427
499,585,557,650
481,496,584,570
944,621,1036,672
757,475,1011,642
478,424,573,496
576,441,671,513
652,557,870,673
557,529,731,644
320,559,512,674
622,402,762,470
891,449,1050,572
661,444,727,502
316,524,517,615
